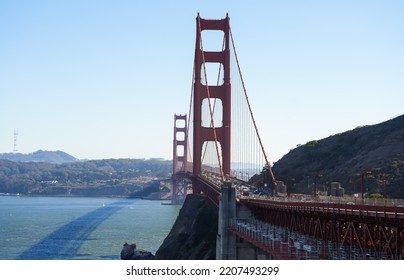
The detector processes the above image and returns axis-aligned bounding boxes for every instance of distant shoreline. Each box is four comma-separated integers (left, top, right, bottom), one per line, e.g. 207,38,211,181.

0,192,171,200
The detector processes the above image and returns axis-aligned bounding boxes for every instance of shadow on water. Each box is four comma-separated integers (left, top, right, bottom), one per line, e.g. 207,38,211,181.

16,199,134,260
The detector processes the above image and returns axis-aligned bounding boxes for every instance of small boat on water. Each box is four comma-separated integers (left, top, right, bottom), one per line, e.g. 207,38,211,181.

0,192,20,196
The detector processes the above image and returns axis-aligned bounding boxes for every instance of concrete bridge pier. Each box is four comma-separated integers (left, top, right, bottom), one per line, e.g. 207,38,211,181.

216,181,236,259
216,181,272,260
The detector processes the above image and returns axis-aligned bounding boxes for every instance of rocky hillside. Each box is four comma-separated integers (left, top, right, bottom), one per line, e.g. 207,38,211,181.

271,114,404,198
155,194,218,260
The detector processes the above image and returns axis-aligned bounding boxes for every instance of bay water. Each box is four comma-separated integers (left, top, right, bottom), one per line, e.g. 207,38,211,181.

0,196,180,260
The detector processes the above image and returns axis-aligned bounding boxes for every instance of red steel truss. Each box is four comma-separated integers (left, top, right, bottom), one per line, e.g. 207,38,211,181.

241,198,404,259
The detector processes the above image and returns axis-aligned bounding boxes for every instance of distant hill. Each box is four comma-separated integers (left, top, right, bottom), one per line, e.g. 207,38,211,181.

271,114,404,198
0,150,78,164
0,158,172,196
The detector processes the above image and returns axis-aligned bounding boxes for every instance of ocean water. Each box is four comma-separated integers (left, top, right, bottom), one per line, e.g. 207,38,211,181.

0,196,180,260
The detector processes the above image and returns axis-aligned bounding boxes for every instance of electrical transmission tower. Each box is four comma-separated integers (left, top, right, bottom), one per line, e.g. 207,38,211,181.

13,129,18,153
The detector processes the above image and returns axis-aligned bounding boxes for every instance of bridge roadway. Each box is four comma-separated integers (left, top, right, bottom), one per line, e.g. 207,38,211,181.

185,171,404,259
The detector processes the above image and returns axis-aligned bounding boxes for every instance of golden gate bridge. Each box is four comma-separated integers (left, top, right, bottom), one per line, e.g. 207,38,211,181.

171,13,403,260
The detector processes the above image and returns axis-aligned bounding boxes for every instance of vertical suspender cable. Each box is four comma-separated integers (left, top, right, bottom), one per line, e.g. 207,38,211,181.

228,19,277,187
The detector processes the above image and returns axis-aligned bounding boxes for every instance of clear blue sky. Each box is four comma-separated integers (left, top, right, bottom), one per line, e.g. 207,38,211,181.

1,0,403,162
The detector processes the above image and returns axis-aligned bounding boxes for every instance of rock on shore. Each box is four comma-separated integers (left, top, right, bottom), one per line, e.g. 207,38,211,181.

120,243,154,260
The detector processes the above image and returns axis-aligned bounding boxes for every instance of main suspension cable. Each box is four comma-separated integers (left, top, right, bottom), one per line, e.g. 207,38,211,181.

186,63,195,166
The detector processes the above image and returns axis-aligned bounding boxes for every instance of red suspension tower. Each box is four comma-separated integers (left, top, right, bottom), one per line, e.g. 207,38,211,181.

193,13,231,180
172,114,188,204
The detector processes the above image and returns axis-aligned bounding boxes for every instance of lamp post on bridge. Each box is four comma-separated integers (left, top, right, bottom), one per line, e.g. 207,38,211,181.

382,177,388,205
287,177,295,198
351,174,360,202
313,173,322,198
361,168,372,200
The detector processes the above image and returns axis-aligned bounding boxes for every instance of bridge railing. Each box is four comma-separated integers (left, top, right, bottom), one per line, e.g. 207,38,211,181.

195,173,404,219
241,197,404,220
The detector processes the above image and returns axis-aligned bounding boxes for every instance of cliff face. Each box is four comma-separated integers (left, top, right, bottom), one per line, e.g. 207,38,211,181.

155,194,218,260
